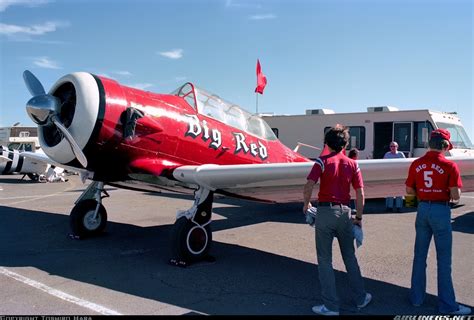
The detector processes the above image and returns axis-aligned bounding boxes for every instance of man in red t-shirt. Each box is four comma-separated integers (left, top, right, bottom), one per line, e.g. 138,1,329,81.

303,125,371,315
405,128,470,315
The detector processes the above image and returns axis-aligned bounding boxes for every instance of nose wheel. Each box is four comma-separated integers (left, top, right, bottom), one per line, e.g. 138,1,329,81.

70,199,108,238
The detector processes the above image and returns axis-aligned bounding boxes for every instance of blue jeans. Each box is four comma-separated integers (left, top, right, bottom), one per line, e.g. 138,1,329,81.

410,202,459,313
315,205,366,312
386,197,403,209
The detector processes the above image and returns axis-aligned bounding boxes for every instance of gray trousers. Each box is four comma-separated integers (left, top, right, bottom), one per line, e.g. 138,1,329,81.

315,204,366,311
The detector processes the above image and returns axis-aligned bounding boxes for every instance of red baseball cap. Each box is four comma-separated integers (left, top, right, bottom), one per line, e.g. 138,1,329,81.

431,129,453,150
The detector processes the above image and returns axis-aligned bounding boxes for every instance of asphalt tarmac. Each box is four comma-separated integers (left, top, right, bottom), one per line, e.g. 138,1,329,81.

0,174,473,315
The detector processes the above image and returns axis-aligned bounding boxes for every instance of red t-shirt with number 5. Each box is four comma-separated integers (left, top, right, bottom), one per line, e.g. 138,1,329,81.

405,151,462,201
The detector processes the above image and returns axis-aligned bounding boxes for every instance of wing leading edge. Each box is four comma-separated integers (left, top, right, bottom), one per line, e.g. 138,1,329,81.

172,157,474,203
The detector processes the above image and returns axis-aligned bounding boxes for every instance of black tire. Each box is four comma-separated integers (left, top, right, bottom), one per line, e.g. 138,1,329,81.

70,199,107,238
171,216,212,263
27,173,39,181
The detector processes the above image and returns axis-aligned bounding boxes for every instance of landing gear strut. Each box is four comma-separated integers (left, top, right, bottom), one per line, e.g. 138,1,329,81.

69,181,109,239
170,187,214,266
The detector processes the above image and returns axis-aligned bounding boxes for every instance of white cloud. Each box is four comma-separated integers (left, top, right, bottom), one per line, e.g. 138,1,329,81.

114,70,132,77
0,21,68,40
33,56,60,69
128,83,153,90
0,0,51,12
249,13,277,20
225,0,261,9
158,49,183,60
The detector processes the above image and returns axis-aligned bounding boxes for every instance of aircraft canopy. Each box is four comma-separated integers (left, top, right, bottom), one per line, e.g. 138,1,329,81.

173,83,277,140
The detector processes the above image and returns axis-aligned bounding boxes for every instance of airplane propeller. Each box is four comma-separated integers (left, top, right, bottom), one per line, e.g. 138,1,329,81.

23,70,46,96
23,70,88,168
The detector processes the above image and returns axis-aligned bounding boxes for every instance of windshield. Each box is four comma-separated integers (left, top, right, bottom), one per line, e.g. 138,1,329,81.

173,83,277,140
436,122,474,149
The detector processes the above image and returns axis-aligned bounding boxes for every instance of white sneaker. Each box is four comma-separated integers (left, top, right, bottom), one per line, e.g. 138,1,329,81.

312,304,339,316
357,293,372,309
449,305,471,315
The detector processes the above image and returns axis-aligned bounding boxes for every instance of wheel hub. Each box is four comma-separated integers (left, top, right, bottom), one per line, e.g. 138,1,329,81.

186,225,208,255
83,210,101,231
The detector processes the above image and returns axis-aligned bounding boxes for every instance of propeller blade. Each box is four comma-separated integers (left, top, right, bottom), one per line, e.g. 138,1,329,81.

52,117,88,168
23,70,46,96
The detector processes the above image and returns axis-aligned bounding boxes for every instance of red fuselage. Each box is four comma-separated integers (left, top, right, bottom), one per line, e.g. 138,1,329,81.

69,75,309,182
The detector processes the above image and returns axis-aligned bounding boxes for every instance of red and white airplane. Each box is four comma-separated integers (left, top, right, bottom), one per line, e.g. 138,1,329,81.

1,145,47,180
20,70,474,264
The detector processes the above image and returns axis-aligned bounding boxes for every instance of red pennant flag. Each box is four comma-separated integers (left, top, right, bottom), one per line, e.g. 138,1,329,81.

255,59,267,94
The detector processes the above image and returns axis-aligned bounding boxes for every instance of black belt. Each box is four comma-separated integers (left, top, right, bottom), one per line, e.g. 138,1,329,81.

318,202,345,207
420,200,449,205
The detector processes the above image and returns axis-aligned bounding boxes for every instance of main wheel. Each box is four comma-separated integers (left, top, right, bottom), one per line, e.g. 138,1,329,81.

70,199,107,238
171,216,212,263
27,173,39,181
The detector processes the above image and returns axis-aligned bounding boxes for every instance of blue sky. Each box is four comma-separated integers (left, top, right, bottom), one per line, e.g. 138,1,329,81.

0,0,472,138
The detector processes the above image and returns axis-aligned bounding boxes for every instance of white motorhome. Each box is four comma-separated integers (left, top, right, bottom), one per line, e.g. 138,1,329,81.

262,106,474,160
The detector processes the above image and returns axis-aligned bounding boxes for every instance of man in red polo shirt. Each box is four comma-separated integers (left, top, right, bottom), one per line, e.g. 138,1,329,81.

406,128,470,315
303,125,371,316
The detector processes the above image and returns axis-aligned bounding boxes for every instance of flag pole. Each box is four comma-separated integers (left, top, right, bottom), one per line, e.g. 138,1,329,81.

256,93,259,114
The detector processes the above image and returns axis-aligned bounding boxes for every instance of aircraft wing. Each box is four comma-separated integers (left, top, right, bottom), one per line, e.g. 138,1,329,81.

172,157,474,202
19,151,90,178
173,162,313,190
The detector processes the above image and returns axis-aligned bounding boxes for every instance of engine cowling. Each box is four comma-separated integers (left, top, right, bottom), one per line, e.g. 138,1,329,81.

39,72,101,166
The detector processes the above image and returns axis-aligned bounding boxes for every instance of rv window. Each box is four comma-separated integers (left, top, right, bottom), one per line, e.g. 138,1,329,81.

414,121,434,148
436,122,474,149
394,123,412,152
348,127,366,151
323,126,366,151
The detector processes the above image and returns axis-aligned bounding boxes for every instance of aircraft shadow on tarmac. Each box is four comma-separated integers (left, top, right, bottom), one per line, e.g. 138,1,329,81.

2,204,471,316
452,211,474,234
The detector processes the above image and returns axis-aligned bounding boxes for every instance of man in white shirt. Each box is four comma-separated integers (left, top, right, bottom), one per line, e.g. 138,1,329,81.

384,141,406,211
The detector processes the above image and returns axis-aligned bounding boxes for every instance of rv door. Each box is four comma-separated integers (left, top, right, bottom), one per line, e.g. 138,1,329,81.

393,122,413,157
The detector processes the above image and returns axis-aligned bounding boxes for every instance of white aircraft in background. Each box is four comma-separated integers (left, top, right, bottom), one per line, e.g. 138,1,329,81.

0,145,67,182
